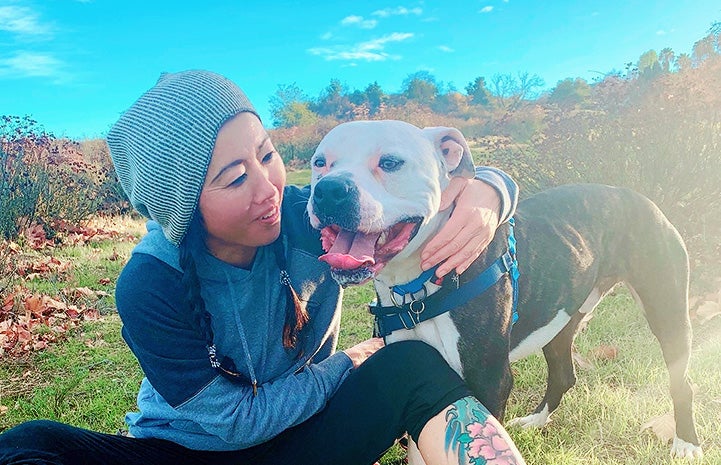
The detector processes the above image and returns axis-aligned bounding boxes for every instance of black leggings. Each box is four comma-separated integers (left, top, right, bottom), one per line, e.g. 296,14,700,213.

0,341,471,465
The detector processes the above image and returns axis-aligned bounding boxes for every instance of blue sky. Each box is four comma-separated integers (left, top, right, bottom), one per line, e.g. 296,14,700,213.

1,0,719,140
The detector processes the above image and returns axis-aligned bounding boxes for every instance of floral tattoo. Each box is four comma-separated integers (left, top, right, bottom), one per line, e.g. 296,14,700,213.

444,397,519,465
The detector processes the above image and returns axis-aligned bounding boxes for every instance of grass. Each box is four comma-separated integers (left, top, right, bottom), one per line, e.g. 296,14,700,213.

286,168,311,187
1,212,720,464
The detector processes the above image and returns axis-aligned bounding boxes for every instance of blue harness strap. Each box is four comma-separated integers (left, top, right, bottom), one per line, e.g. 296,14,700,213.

370,218,520,338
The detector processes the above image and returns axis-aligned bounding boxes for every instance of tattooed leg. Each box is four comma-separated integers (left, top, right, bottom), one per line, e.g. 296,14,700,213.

416,396,526,465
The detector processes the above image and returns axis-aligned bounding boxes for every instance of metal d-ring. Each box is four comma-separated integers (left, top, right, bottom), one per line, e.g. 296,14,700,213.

409,299,425,317
389,290,406,308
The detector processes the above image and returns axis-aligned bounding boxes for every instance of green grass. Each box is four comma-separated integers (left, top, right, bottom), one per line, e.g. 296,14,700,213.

286,168,311,187
1,226,720,464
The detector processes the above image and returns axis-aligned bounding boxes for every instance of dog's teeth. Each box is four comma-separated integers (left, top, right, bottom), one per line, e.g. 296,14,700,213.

377,230,387,246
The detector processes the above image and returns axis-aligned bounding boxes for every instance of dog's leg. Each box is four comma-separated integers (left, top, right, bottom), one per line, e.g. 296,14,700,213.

619,210,702,458
508,311,586,428
625,282,702,459
457,315,515,419
462,358,513,421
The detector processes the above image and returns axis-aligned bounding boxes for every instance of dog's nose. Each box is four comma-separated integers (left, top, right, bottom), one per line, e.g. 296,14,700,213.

312,176,360,229
313,176,356,210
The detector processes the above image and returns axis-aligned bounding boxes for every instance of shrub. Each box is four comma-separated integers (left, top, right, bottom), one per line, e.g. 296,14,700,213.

0,116,106,241
525,60,721,293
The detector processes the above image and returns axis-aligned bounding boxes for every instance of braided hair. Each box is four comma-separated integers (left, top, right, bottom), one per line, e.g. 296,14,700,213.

178,212,310,381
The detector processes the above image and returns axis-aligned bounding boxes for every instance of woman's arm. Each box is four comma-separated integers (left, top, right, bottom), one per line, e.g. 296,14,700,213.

421,166,519,276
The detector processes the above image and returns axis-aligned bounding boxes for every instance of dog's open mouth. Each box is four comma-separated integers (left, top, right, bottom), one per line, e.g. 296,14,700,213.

319,218,422,286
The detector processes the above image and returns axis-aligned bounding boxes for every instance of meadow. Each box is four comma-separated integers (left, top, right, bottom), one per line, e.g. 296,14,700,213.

1,195,719,465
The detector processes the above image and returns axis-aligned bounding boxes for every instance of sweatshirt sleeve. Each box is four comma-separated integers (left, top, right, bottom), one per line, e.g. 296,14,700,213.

175,351,352,448
474,166,519,224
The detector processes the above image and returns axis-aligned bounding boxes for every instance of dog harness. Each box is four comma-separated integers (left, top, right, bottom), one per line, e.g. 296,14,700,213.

369,218,520,338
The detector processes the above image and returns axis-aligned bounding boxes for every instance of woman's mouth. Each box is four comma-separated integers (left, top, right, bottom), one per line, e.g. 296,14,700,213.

259,206,280,224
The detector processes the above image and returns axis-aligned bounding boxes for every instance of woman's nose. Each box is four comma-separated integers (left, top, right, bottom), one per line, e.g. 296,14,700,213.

253,169,279,203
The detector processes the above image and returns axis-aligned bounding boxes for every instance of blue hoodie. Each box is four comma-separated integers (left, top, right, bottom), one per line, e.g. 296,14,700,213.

115,172,517,451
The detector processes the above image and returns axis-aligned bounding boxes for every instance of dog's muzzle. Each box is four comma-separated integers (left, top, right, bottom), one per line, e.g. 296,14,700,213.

311,176,361,231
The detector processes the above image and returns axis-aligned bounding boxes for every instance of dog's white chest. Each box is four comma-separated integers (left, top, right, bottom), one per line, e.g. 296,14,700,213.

385,313,464,377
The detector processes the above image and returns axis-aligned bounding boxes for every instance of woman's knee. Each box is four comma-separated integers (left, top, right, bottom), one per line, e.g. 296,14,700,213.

374,340,456,375
365,340,467,394
0,419,70,450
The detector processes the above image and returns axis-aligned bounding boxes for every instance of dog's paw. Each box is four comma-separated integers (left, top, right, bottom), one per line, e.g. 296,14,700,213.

506,409,550,428
670,436,703,460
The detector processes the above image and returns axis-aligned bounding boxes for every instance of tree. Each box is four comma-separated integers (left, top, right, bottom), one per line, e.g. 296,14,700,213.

269,83,311,128
364,81,386,116
347,82,387,117
489,72,544,112
401,71,439,106
465,76,491,107
549,78,592,108
432,91,470,115
675,53,693,72
312,79,353,120
276,101,318,128
637,49,661,78
692,35,716,63
659,47,675,73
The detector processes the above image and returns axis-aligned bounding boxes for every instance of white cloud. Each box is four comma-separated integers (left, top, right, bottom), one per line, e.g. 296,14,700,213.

308,32,414,62
372,6,423,17
438,45,454,53
341,15,377,29
0,5,51,35
0,51,64,78
321,31,333,40
479,6,494,13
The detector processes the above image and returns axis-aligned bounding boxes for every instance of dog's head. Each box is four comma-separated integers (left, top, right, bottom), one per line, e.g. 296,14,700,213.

307,120,475,287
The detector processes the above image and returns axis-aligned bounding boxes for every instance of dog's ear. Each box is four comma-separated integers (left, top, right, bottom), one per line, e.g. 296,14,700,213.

422,126,475,178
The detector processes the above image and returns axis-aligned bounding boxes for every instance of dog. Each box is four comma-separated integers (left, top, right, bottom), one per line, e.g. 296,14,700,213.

306,119,702,460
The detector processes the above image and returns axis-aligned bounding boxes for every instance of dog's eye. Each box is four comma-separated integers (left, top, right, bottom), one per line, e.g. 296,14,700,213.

312,157,326,169
378,156,404,173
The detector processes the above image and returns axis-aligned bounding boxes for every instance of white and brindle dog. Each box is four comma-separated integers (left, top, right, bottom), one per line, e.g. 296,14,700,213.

306,120,702,460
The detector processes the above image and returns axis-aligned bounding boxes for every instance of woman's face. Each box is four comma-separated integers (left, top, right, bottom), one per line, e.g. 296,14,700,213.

199,112,286,267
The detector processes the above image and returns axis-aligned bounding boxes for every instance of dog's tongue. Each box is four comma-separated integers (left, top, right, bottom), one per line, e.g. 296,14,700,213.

319,229,381,270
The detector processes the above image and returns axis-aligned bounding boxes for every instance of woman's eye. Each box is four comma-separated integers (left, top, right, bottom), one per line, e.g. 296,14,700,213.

379,156,404,172
262,151,275,164
313,157,326,169
229,174,247,187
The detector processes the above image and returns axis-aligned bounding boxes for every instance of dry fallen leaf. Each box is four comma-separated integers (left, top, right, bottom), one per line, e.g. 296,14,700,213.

641,412,676,444
591,344,619,361
694,300,721,325
83,309,100,321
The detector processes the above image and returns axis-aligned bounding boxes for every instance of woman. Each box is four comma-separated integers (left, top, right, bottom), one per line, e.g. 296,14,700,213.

0,70,524,465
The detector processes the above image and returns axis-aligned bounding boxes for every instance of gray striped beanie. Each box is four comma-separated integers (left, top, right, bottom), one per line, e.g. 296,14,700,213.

107,70,258,246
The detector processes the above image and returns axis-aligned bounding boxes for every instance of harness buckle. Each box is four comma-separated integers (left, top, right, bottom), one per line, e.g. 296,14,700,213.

398,311,420,330
390,284,428,308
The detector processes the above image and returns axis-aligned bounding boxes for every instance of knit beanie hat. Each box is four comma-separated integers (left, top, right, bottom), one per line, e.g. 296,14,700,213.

107,70,258,246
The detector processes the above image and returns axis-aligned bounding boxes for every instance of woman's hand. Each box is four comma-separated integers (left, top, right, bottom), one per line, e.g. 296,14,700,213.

420,178,501,277
343,338,385,368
